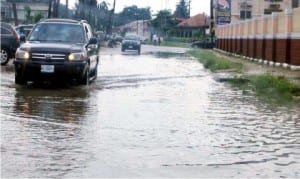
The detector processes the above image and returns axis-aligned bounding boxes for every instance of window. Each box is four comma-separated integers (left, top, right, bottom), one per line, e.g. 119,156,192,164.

240,11,252,19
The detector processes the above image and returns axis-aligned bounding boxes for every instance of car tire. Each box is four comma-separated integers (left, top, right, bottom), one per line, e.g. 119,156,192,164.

79,65,90,85
15,73,27,85
1,48,10,66
92,66,98,81
121,47,125,52
138,48,141,55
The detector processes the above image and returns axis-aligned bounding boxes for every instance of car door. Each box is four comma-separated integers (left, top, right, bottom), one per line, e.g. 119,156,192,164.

1,26,14,50
84,24,98,70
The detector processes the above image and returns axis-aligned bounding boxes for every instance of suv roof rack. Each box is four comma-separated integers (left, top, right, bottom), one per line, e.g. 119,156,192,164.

39,18,80,24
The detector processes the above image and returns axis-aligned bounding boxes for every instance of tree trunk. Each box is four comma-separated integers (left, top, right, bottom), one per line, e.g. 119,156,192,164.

12,1,18,26
48,0,52,18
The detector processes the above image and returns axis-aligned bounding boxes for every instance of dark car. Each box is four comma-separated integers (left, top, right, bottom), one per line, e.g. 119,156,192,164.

15,24,34,37
14,18,99,85
121,34,141,54
1,22,20,65
191,38,215,49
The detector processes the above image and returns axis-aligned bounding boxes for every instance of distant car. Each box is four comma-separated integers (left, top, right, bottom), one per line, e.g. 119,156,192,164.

191,38,215,49
14,18,99,85
121,34,141,54
0,22,20,65
15,24,34,38
114,35,123,43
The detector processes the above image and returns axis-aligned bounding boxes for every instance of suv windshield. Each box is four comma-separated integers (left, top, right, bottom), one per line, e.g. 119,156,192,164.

28,23,86,44
125,35,139,41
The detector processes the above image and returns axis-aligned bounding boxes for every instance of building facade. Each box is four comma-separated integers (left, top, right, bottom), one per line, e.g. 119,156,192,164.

230,0,297,22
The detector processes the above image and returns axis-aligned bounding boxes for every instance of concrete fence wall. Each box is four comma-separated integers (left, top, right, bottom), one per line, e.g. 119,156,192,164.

215,8,300,67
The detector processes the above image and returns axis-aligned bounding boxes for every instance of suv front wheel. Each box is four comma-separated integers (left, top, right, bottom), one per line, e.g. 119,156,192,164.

15,73,27,85
79,65,90,85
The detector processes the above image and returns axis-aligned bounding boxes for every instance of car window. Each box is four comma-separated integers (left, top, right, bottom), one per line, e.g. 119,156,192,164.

125,35,139,40
0,27,12,35
28,23,86,43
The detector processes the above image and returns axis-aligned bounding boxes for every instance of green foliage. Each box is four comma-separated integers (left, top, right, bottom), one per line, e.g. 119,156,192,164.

24,5,32,23
249,74,296,101
192,29,205,38
33,12,44,23
74,0,109,31
151,10,177,35
173,0,189,18
160,41,190,48
188,49,300,104
165,37,191,43
227,74,300,103
114,6,152,26
188,49,242,72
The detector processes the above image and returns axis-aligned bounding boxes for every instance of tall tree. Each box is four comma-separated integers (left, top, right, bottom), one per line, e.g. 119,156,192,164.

24,5,32,23
173,0,189,18
97,1,110,31
152,10,177,36
114,6,151,26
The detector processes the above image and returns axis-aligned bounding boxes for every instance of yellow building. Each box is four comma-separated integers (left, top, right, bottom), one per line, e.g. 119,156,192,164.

230,0,298,22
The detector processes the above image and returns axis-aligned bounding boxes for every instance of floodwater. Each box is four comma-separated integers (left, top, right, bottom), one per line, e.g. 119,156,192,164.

1,46,300,178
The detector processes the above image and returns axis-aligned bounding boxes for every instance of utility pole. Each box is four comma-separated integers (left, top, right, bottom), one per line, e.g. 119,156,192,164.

107,0,116,34
187,0,191,18
210,0,214,44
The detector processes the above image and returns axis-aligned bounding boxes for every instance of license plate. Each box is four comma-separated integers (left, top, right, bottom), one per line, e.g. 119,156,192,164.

129,45,133,48
41,65,54,73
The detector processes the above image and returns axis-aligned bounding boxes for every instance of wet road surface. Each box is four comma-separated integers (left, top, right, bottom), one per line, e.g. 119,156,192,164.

1,45,300,178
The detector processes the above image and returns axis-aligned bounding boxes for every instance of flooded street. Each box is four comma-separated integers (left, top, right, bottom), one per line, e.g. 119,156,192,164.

1,45,300,178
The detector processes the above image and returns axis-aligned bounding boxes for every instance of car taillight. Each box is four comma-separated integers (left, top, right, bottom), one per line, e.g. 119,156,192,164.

12,29,20,43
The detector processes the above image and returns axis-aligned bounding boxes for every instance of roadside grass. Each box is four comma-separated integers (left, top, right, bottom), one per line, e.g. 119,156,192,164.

160,41,191,48
187,49,243,72
228,74,300,103
188,49,300,103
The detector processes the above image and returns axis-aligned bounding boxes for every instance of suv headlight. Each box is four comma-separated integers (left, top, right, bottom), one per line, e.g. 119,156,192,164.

15,49,30,60
68,52,87,61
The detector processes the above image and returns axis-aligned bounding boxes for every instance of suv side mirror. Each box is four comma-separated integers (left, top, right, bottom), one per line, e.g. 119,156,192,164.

88,37,98,45
20,34,26,43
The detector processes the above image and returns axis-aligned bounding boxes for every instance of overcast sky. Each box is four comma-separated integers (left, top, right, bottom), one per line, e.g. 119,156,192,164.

65,0,210,16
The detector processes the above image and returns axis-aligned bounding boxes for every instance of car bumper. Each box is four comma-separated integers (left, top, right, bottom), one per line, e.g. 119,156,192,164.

14,60,88,82
122,44,140,50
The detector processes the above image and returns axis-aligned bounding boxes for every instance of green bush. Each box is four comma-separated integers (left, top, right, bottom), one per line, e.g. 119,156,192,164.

188,49,300,103
249,74,295,101
188,49,242,72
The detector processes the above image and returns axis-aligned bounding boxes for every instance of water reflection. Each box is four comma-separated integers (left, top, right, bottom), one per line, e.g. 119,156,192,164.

1,84,94,178
13,84,89,122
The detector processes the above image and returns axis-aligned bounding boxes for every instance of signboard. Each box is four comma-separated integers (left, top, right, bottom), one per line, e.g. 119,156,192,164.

216,0,231,25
